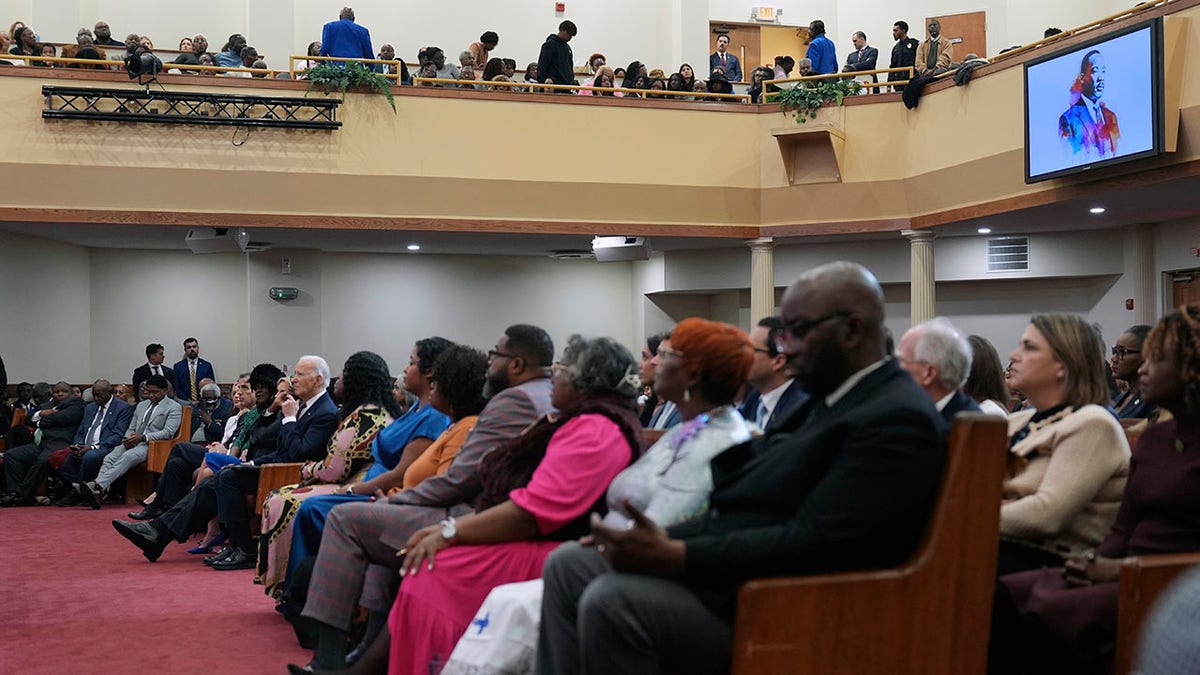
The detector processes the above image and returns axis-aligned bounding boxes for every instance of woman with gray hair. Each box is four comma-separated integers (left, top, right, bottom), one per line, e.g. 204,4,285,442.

295,336,645,675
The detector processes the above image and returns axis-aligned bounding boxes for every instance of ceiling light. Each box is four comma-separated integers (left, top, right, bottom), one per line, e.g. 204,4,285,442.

977,227,992,234
1089,207,1106,214
406,243,420,251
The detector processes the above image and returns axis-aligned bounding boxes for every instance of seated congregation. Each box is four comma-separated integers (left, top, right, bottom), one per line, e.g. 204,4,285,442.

4,260,1198,675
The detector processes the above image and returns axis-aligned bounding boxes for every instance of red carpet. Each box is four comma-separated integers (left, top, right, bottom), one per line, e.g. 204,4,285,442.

0,505,310,674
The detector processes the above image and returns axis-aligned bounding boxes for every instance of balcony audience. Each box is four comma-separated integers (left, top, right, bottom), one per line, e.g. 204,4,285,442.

321,7,373,64
916,18,954,75
842,30,879,81
806,19,838,74
998,314,1131,575
991,305,1200,675
55,380,134,506
93,20,123,47
215,33,247,68
536,21,576,86
747,65,774,102
710,34,742,82
896,317,981,424
1,382,86,507
537,261,946,674
467,31,498,70
965,334,1011,418
257,351,403,598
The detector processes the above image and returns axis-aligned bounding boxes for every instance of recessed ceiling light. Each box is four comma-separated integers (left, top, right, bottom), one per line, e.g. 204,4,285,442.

406,243,421,251
977,227,992,234
1089,207,1106,214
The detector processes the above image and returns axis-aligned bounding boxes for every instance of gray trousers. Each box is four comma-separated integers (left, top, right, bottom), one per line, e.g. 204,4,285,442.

536,541,733,675
94,441,148,490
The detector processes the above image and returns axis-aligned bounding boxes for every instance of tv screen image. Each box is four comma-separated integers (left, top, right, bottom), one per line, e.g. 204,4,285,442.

1024,19,1163,183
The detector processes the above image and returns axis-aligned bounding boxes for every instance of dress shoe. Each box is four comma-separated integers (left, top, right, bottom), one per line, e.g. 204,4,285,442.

127,505,164,521
55,492,83,507
188,532,227,555
203,546,236,566
211,547,256,570
0,493,17,508
111,519,168,562
78,482,105,510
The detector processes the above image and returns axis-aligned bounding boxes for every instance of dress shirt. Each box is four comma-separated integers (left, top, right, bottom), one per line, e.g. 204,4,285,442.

147,363,166,378
758,378,797,425
87,400,110,446
651,401,679,430
283,390,327,425
934,391,956,413
824,358,889,407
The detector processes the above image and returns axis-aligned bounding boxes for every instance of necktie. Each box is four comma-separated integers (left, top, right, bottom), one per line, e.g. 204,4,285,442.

721,53,727,66
189,362,198,400
152,365,161,376
756,401,769,428
296,399,308,419
86,404,106,445
927,40,938,70
857,48,863,63
136,402,158,435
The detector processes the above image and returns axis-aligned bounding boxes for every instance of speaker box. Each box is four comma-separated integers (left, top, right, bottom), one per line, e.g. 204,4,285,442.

185,227,249,254
592,236,650,262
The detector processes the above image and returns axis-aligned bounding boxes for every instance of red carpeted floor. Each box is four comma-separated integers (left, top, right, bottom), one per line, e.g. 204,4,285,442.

0,505,311,674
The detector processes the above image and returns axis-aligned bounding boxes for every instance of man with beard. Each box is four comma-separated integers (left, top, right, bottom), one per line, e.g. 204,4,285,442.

1058,49,1120,158
294,324,555,669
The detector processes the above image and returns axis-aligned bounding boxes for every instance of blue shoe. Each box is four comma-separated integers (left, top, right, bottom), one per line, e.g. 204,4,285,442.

188,532,227,554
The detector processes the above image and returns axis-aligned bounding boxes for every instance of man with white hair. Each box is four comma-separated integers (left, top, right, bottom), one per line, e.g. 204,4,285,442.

112,356,338,569
896,317,981,423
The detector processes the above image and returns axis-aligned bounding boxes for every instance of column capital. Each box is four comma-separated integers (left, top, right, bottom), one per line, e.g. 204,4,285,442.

745,236,775,252
901,229,937,243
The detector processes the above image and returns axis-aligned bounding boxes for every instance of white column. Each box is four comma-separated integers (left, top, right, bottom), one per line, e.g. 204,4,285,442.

1124,224,1157,325
902,229,937,326
747,237,776,324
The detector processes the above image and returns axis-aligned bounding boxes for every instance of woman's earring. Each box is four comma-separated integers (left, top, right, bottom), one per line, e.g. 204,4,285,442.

683,386,692,403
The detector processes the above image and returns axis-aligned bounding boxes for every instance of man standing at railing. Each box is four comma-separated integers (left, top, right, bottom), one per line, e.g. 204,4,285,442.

888,20,920,92
321,7,375,70
805,19,838,75
709,34,742,83
915,18,954,75
537,20,577,89
841,31,879,82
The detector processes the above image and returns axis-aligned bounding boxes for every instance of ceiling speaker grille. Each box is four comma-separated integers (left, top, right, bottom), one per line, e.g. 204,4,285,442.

986,236,1030,273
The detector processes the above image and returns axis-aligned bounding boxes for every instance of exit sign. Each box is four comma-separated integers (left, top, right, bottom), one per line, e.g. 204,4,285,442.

757,6,776,20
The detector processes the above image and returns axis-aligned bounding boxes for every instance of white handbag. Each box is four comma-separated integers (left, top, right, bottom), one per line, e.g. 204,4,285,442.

440,579,544,675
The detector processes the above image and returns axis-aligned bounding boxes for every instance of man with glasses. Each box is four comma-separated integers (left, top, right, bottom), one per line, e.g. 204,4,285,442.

539,261,947,675
740,316,807,431
647,338,682,430
1110,324,1155,419
896,317,981,424
293,324,556,670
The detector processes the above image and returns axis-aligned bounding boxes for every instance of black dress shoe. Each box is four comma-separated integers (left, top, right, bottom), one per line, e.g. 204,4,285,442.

111,519,168,562
203,546,236,566
0,494,17,508
211,547,256,570
127,506,164,521
78,482,104,510
55,493,83,507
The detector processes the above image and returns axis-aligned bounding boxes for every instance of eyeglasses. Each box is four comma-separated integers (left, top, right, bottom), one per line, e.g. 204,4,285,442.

488,349,518,361
774,311,852,352
1111,346,1141,359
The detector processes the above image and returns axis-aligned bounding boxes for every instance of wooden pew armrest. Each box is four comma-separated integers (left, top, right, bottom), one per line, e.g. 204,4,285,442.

255,462,303,514
146,440,174,473
1115,552,1200,674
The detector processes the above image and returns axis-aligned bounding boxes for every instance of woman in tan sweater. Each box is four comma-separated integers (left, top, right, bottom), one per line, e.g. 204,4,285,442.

999,314,1130,575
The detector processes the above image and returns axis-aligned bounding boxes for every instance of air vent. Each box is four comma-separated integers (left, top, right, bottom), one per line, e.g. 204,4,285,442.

549,249,595,260
986,236,1030,273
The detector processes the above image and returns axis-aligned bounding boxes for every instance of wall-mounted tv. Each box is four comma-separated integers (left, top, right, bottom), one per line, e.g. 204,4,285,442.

1024,18,1164,184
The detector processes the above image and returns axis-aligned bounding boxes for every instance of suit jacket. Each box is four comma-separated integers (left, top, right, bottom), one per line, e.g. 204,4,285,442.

915,35,953,74
739,380,809,431
1112,389,1156,420
126,397,183,444
191,396,234,442
132,363,177,397
709,51,742,82
320,18,373,61
35,396,88,450
172,358,216,399
668,360,946,621
1058,99,1120,157
843,45,880,81
72,398,134,452
252,392,339,465
940,389,982,425
392,377,555,508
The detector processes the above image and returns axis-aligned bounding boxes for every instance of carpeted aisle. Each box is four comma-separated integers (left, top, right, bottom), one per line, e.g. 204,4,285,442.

0,505,310,674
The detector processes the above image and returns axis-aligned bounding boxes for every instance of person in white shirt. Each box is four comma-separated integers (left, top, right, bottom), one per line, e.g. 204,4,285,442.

740,316,808,430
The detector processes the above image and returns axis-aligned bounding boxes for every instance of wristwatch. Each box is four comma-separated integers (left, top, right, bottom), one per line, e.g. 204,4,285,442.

440,516,458,545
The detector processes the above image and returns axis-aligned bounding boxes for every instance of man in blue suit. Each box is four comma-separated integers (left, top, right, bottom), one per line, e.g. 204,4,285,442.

897,318,981,424
806,19,838,75
320,7,374,67
171,337,216,403
709,34,742,82
740,316,808,431
113,356,339,568
56,380,134,505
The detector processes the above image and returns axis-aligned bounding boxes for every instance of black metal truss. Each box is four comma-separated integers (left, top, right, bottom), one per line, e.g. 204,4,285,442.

42,85,342,129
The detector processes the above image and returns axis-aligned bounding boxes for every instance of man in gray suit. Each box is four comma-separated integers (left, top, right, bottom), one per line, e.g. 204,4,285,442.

78,374,181,508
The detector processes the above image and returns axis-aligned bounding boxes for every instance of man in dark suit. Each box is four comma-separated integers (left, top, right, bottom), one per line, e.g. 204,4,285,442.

171,337,216,403
132,343,176,396
897,317,982,424
188,382,234,442
709,34,742,82
1058,49,1119,158
55,379,134,505
888,20,920,91
538,261,947,674
296,325,556,669
739,316,808,430
1,381,87,506
112,356,338,570
841,30,880,82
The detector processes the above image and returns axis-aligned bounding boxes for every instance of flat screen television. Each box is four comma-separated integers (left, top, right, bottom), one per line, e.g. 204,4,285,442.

1024,18,1164,183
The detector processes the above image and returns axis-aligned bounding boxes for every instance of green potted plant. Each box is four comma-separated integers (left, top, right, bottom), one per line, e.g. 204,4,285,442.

304,60,396,113
774,78,863,123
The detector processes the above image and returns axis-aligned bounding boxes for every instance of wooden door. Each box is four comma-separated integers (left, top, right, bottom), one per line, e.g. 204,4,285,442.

927,10,987,60
710,24,763,82
1174,271,1200,307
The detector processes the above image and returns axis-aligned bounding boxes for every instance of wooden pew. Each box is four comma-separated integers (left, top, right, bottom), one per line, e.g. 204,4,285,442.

1115,552,1200,674
730,414,1008,675
125,406,191,505
255,462,304,516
